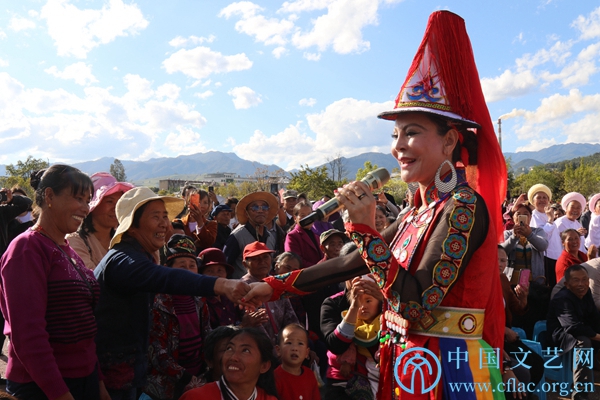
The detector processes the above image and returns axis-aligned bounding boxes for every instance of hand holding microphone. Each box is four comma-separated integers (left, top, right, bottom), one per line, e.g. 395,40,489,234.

300,168,390,228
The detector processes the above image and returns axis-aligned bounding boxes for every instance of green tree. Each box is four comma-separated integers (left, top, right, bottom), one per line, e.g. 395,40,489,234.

355,161,379,181
288,165,337,200
110,159,127,182
563,159,600,197
1,156,49,197
511,165,564,199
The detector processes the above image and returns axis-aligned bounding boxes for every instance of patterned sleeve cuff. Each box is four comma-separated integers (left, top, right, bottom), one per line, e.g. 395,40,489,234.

263,270,311,302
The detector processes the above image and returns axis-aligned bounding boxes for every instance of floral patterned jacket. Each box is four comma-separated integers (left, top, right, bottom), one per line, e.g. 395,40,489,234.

144,293,211,400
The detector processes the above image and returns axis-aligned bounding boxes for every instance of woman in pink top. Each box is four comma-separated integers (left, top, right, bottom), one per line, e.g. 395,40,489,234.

0,165,109,400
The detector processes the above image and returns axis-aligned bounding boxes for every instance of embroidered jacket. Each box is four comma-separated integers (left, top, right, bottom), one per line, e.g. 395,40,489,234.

144,293,211,400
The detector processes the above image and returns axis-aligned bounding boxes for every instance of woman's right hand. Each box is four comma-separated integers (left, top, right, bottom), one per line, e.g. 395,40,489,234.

335,181,376,229
188,203,202,224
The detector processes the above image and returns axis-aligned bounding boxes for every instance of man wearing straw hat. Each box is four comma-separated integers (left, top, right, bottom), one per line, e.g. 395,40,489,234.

93,187,250,399
223,191,279,279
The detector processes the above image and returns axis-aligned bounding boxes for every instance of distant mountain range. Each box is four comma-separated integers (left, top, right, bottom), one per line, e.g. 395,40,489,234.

2,143,600,185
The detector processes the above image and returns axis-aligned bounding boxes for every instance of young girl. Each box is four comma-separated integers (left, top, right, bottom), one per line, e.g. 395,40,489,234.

179,328,278,400
327,276,382,400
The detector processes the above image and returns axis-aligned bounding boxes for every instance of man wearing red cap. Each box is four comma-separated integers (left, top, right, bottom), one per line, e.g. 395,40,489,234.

240,242,298,345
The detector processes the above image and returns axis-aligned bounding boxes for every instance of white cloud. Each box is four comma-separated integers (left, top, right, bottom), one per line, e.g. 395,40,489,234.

162,46,253,79
194,90,214,99
499,90,600,145
220,0,389,57
40,0,149,58
515,40,573,71
303,52,321,61
299,97,316,106
234,97,394,169
8,16,36,32
291,0,378,54
481,70,539,103
164,127,207,154
28,10,39,18
515,138,558,152
0,71,208,163
0,30,6,40
0,59,9,67
227,86,262,109
272,46,288,58
572,6,600,40
168,34,216,48
219,2,294,46
44,62,98,86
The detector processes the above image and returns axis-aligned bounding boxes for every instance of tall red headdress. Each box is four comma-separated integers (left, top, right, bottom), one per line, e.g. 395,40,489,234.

378,10,506,240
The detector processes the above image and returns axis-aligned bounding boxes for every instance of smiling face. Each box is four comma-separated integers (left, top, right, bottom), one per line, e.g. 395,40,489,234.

565,268,590,299
532,192,549,213
127,200,169,253
375,208,387,232
91,192,123,230
277,326,310,370
170,256,198,273
47,186,91,236
391,112,456,186
222,333,271,388
563,230,581,254
566,200,582,221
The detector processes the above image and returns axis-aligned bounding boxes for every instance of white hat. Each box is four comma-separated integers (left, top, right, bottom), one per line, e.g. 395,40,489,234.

110,187,184,249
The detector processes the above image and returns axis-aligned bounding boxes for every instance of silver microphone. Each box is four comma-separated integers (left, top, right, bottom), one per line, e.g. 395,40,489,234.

299,167,391,228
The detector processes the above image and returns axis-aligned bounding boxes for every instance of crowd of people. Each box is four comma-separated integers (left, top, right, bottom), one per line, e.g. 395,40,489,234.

1,9,599,400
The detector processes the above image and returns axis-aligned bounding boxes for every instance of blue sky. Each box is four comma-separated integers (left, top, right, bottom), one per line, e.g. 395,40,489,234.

1,0,599,170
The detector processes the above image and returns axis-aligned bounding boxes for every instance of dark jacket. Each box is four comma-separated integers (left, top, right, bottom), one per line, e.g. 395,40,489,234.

0,195,32,256
94,237,217,390
320,290,352,355
547,286,600,352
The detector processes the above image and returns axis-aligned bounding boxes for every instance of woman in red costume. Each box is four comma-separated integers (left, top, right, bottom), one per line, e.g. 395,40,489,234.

244,10,506,400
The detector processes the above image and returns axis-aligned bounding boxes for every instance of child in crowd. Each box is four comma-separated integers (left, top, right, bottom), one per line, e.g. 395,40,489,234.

274,323,321,400
328,276,382,399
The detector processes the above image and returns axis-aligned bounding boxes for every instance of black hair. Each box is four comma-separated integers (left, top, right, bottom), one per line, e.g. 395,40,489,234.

181,185,197,198
204,325,238,381
275,252,302,270
427,113,478,165
277,323,308,346
171,220,185,231
560,228,579,242
375,205,388,216
565,264,588,283
30,165,93,209
227,328,278,397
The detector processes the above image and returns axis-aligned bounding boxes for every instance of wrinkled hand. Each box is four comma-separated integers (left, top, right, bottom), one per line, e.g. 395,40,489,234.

356,275,384,302
545,206,554,223
577,227,587,237
240,282,274,311
208,191,219,206
376,192,388,205
513,223,531,238
188,203,202,223
335,181,376,229
514,284,529,302
241,308,269,327
214,278,251,304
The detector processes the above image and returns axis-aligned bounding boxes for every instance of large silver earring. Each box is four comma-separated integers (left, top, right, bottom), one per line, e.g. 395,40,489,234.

434,160,457,194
